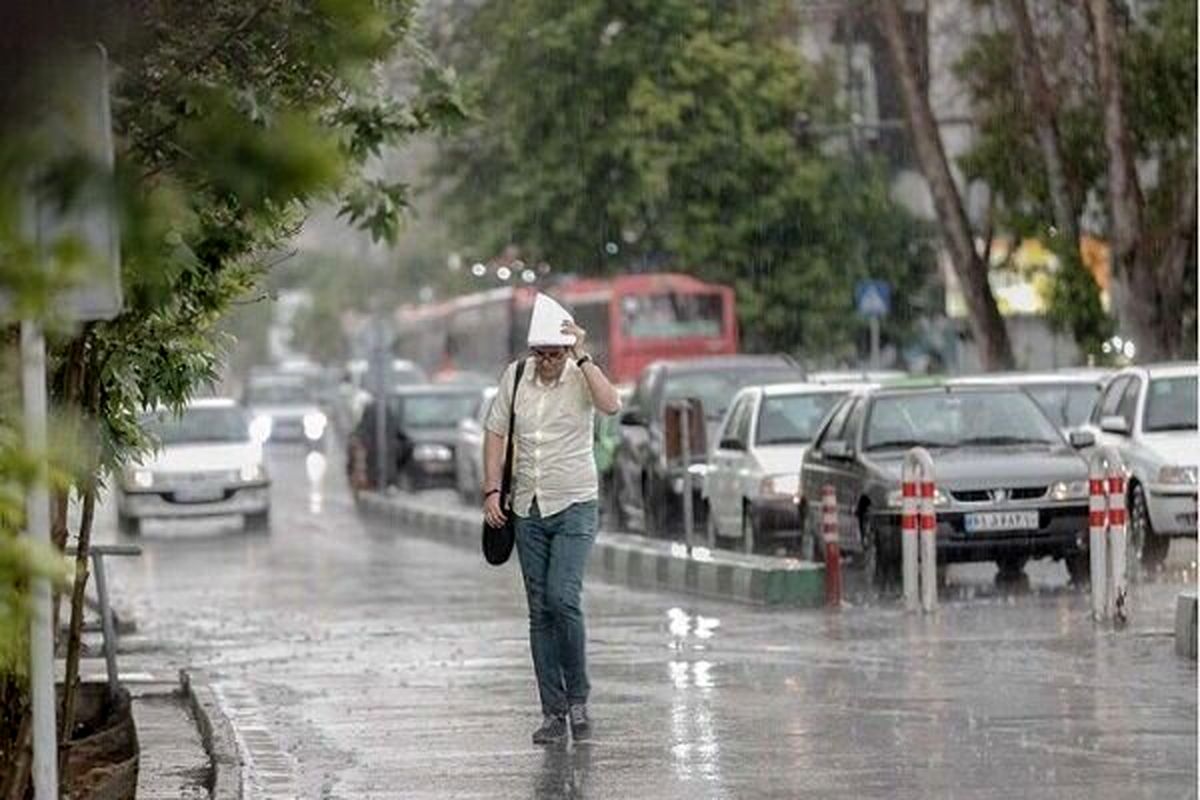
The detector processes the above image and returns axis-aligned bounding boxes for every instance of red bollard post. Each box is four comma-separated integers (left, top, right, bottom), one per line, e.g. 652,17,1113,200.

900,475,919,612
821,484,842,607
1088,468,1109,620
919,475,938,612
1108,472,1128,623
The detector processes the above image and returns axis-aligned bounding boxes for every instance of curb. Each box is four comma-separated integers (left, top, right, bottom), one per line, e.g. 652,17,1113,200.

358,491,825,607
181,669,243,800
1175,592,1197,659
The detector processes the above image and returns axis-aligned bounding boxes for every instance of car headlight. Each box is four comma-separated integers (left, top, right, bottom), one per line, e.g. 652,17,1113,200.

303,412,327,441
886,486,949,507
1051,480,1089,501
1158,465,1198,485
250,414,273,444
130,468,154,489
240,461,265,482
413,443,453,461
761,474,799,498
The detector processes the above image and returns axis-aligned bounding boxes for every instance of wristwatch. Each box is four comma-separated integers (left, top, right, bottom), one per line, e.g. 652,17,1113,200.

576,354,592,368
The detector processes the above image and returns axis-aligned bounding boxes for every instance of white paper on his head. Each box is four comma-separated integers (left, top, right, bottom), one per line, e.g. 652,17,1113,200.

527,293,576,346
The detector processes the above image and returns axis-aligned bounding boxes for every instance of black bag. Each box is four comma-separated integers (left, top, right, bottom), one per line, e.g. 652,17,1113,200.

482,359,526,566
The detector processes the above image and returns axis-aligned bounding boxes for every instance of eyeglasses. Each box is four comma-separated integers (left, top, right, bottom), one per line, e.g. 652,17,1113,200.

532,347,567,360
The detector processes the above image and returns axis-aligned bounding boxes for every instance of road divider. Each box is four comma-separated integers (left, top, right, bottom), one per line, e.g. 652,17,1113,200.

357,491,825,607
820,484,842,607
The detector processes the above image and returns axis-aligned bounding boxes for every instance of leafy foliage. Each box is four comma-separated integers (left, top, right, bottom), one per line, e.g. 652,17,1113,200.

435,0,933,359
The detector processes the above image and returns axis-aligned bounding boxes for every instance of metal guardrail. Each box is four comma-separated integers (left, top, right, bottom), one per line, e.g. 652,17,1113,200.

66,544,142,698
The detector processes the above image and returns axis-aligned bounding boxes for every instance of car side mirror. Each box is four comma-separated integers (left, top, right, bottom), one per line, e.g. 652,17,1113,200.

1100,415,1130,436
718,437,745,451
1069,430,1096,449
822,441,852,460
621,408,646,427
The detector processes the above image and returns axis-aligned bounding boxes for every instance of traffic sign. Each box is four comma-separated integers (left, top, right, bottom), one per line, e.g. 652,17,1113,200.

854,280,891,319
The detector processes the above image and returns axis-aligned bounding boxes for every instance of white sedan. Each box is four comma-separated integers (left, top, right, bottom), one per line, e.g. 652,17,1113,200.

116,399,271,534
705,382,856,554
1083,363,1198,568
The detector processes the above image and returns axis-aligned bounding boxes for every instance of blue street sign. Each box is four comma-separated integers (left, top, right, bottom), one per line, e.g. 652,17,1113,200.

854,280,891,319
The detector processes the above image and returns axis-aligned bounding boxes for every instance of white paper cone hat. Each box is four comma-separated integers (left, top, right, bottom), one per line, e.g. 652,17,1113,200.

527,293,576,346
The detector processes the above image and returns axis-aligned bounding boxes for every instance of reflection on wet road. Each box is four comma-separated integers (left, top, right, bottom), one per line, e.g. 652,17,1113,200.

98,445,1197,799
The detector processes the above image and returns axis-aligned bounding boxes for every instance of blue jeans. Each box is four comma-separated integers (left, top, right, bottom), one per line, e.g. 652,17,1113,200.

514,498,598,717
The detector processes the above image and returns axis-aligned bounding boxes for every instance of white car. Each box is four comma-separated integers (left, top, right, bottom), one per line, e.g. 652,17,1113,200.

1083,363,1198,567
948,369,1108,434
243,373,328,447
116,399,271,534
454,386,497,504
705,382,857,554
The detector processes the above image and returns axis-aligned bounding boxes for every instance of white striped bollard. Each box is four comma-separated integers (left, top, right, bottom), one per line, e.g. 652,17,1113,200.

919,474,938,613
821,484,842,607
900,474,919,612
1108,471,1128,623
1088,467,1109,620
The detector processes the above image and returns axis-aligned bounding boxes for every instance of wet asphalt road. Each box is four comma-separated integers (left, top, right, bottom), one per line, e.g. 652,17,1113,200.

97,446,1197,799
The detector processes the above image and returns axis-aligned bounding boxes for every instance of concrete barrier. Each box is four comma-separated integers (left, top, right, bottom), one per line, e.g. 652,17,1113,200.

357,491,825,607
1176,592,1197,659
180,669,242,800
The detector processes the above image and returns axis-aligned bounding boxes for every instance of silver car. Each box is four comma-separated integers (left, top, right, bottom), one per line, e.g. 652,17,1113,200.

1081,363,1198,568
454,386,497,504
799,384,1094,586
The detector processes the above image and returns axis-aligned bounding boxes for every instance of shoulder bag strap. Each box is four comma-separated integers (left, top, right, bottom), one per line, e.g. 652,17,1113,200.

500,359,526,509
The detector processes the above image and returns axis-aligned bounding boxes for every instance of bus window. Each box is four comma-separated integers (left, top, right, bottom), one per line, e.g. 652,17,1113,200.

620,292,723,339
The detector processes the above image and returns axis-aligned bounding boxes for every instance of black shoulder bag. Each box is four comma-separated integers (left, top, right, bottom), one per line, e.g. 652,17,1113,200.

482,359,526,566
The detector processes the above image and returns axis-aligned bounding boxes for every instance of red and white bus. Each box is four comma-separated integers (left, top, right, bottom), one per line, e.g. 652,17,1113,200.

393,273,738,384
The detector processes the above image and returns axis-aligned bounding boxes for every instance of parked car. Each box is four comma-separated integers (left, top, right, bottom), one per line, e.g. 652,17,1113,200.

454,386,498,504
243,371,328,448
798,384,1094,586
948,369,1108,434
116,399,271,534
612,355,803,537
335,358,427,435
705,382,856,554
350,385,484,491
1080,363,1199,568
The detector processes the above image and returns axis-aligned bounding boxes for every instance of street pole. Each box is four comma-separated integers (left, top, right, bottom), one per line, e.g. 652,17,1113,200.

21,319,58,799
679,402,694,553
869,316,881,369
370,316,392,492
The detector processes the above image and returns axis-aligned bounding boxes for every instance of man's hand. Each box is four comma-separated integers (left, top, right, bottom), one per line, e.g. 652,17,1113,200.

483,492,507,528
563,320,587,357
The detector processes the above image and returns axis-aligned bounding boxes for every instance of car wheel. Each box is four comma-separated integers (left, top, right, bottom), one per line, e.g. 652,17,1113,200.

859,514,895,589
1065,551,1090,585
996,555,1028,577
245,509,270,533
1129,483,1169,571
117,513,140,537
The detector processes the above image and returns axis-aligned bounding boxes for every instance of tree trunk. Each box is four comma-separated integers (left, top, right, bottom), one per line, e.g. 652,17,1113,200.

876,0,1015,370
1082,0,1166,360
1005,0,1081,246
59,481,98,779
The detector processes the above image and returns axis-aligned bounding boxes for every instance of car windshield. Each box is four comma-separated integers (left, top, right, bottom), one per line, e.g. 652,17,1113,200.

393,393,480,428
864,390,1061,450
245,380,310,406
1144,376,1198,432
143,406,249,445
664,367,798,420
756,392,846,445
1024,383,1101,428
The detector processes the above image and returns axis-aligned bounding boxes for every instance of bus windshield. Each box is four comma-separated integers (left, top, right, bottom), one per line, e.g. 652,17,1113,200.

620,292,722,339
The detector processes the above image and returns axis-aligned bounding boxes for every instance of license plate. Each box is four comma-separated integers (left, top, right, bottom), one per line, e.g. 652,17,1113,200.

964,510,1039,533
175,485,223,503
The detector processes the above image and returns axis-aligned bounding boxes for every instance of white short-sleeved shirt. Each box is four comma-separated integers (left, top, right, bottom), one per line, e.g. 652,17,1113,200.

485,357,597,518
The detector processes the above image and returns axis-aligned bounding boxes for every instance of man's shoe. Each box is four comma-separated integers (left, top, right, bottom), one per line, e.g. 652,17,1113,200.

568,704,591,741
532,714,568,745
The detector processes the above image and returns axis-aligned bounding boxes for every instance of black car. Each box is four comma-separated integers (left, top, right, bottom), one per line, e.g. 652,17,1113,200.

349,385,484,491
612,355,803,537
798,383,1095,586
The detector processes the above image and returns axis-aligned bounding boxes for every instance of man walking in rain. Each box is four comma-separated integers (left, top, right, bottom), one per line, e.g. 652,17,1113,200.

482,294,622,745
